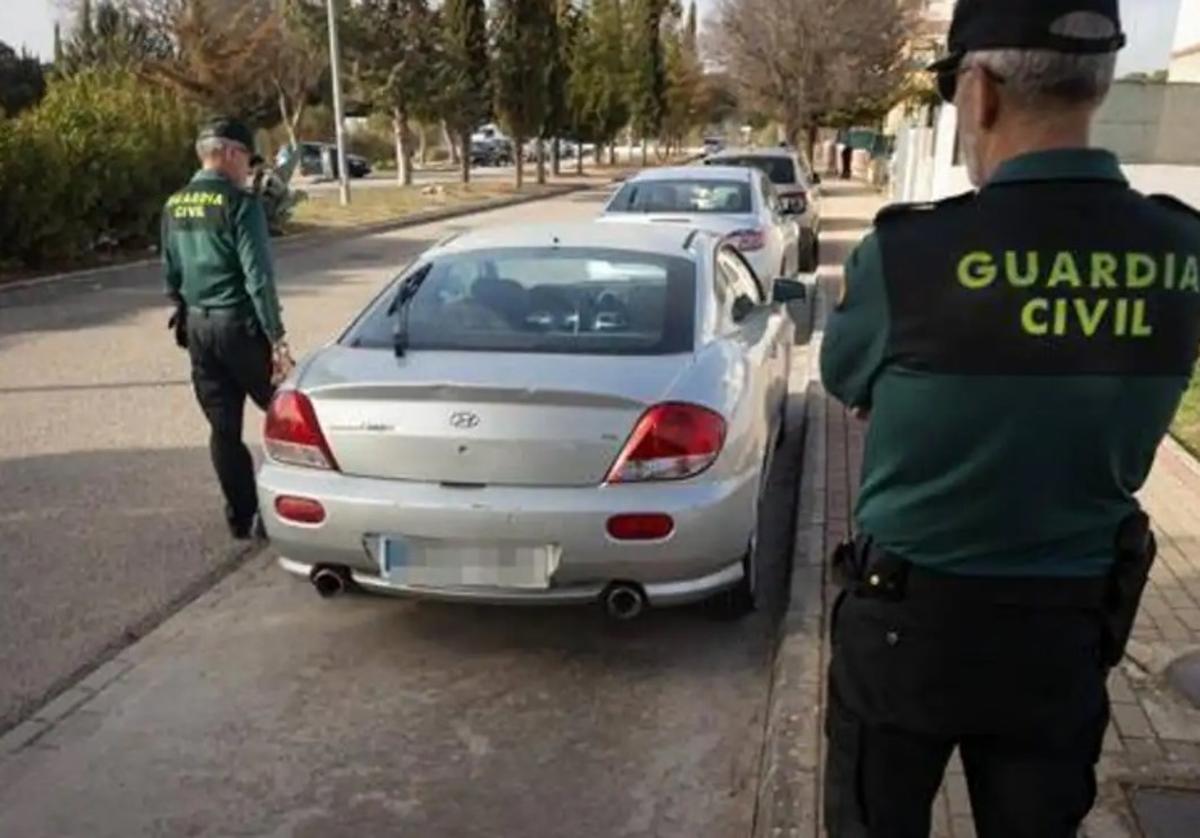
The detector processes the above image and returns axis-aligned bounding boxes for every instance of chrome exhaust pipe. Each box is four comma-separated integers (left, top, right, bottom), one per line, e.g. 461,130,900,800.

311,565,349,599
603,584,647,621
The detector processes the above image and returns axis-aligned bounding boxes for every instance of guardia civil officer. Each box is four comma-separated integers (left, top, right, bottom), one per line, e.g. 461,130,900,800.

163,118,292,540
820,1,1200,835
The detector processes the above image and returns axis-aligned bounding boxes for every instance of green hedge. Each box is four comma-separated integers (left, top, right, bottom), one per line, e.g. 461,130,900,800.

0,69,197,268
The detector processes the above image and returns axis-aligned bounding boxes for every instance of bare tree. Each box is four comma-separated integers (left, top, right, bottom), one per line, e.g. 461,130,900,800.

709,0,910,149
129,0,285,125
271,0,328,148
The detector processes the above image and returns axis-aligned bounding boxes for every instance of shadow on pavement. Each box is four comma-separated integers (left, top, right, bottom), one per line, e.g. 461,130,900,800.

0,400,806,837
0,445,251,731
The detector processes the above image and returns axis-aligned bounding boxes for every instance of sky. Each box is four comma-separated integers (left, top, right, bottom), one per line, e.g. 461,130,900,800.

0,0,1191,74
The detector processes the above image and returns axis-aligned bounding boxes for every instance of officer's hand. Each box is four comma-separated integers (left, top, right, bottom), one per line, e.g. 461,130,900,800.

271,340,296,386
167,307,188,350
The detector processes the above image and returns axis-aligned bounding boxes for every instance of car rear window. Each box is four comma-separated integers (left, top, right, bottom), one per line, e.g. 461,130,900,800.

607,180,752,214
344,247,696,355
713,156,797,185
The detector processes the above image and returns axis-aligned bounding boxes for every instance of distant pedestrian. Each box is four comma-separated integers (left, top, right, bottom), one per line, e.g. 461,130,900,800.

821,0,1200,835
840,144,853,180
162,117,293,540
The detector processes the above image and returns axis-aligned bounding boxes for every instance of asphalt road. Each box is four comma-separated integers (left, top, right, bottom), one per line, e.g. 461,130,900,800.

0,181,839,835
0,186,613,730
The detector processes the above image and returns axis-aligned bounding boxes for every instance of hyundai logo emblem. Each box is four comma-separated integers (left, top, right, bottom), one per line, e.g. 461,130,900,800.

449,411,481,430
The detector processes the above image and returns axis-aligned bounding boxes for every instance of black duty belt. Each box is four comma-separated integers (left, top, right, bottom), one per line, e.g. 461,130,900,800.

834,537,1107,610
187,304,253,319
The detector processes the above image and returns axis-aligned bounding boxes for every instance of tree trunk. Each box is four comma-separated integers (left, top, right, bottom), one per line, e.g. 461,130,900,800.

595,143,603,166
610,143,617,166
279,91,298,149
577,144,584,175
536,137,547,185
393,108,413,186
806,124,819,162
460,133,470,184
640,138,647,167
515,134,525,189
418,123,429,166
445,121,460,165
551,138,561,177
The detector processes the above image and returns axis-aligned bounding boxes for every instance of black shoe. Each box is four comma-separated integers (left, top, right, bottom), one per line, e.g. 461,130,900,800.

228,516,254,541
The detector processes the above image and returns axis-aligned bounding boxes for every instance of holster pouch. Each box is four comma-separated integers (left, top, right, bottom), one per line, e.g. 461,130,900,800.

831,537,909,602
831,538,866,590
168,305,188,350
1102,511,1156,668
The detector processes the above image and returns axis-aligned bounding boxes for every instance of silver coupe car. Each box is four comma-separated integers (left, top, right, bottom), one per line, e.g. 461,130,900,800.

257,222,803,619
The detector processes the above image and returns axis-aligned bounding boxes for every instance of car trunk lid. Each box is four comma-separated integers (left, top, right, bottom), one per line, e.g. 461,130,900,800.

299,347,693,487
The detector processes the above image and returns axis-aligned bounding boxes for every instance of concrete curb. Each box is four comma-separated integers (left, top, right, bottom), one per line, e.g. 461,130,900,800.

0,182,600,294
754,282,830,838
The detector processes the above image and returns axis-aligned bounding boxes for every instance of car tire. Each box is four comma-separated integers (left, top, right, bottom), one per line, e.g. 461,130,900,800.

799,236,819,273
709,535,759,620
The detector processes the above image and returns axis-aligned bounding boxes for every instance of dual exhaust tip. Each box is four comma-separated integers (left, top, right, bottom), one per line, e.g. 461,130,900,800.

309,565,649,620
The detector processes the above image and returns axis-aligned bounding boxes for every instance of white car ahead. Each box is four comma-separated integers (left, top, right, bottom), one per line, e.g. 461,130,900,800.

599,166,805,292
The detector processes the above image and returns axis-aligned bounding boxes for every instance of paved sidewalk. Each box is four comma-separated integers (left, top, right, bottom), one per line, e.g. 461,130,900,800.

757,181,1200,838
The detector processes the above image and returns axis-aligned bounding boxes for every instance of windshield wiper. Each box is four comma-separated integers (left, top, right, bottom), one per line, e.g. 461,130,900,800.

388,264,432,358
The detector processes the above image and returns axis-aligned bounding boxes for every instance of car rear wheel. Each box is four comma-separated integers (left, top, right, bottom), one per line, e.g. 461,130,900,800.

709,535,759,620
799,234,819,272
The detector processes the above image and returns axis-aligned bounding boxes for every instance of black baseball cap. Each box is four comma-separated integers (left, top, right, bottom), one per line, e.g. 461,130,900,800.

198,117,263,166
929,0,1126,75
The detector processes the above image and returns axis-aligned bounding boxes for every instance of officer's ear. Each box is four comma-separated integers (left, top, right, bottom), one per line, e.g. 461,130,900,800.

977,68,1003,131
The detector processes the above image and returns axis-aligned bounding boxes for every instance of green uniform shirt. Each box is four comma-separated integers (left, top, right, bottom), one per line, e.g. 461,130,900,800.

821,149,1199,578
162,170,285,342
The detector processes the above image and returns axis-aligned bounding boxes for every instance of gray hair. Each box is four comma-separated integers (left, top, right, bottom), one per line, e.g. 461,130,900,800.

196,137,236,158
965,12,1118,108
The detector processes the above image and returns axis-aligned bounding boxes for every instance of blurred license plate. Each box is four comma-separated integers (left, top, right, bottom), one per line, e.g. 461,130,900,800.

378,536,553,589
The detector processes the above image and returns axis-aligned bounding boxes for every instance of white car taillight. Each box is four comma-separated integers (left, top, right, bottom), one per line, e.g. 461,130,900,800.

605,403,727,483
726,228,766,252
264,390,339,471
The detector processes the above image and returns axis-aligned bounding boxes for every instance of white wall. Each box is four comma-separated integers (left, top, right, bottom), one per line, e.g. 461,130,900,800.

1170,49,1200,81
1174,0,1200,52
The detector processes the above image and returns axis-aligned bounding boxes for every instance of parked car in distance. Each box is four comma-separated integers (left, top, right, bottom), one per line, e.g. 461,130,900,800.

258,222,804,619
599,165,805,292
470,138,514,167
279,142,373,179
702,136,726,157
704,147,822,270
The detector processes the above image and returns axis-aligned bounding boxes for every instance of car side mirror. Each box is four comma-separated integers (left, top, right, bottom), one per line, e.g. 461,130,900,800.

732,295,757,322
772,279,807,304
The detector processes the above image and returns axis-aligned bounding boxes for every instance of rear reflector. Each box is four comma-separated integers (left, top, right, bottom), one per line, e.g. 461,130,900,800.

606,403,726,483
607,514,675,541
275,495,326,525
264,390,339,471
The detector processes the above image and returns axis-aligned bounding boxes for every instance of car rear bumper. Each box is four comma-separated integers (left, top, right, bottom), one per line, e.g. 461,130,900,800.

258,462,759,602
277,555,744,607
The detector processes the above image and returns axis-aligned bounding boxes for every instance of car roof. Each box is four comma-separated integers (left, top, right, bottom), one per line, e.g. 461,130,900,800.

429,221,719,257
626,165,756,183
709,147,794,161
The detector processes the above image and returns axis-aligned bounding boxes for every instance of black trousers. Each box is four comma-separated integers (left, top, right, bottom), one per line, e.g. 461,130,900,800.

824,583,1109,838
186,307,274,527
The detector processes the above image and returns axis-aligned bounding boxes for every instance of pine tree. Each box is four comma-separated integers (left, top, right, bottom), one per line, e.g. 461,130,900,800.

627,0,666,165
492,0,553,189
570,0,630,164
347,0,437,185
441,0,491,183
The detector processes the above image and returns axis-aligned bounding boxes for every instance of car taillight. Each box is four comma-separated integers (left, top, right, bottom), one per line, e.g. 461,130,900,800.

726,228,766,252
606,403,726,483
275,495,327,525
607,514,675,541
264,390,339,471
782,190,808,214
